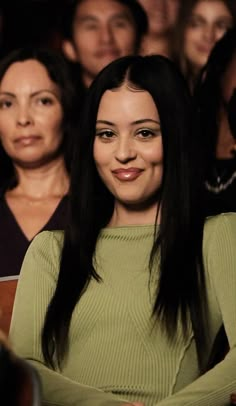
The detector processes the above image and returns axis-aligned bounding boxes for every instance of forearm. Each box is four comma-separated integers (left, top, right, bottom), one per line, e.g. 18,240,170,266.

154,348,236,406
28,359,129,406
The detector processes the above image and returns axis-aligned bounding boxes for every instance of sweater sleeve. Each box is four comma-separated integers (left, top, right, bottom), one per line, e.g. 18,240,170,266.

9,231,128,406
155,213,236,406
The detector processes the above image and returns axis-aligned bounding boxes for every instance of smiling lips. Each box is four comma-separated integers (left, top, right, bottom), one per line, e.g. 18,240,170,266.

14,135,41,146
112,168,143,181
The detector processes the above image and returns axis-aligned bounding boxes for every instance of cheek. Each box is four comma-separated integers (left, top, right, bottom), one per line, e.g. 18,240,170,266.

0,123,12,146
117,29,136,51
93,142,106,168
142,142,163,165
40,110,63,133
215,29,226,41
74,32,95,55
184,29,198,49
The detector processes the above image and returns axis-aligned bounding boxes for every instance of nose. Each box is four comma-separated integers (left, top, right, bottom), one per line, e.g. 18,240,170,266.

99,24,114,44
16,105,33,127
203,26,217,44
115,137,137,163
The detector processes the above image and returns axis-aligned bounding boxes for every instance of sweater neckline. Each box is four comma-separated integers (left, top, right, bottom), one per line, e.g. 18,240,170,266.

99,224,157,240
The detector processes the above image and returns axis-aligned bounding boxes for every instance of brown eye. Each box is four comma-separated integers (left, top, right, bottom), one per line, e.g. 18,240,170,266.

96,129,115,139
38,97,53,106
0,100,12,109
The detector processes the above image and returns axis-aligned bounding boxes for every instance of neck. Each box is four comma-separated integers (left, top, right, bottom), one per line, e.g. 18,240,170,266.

217,110,236,159
82,71,94,88
108,201,160,227
11,156,69,199
140,34,171,57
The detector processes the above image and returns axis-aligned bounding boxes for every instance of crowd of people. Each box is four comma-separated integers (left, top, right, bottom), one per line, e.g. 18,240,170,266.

0,1,235,405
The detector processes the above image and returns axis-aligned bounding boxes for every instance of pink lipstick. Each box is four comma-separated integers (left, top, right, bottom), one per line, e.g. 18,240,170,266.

112,168,143,181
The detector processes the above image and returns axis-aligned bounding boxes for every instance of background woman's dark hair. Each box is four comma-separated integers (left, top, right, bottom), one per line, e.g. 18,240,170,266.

194,28,236,172
42,54,207,370
173,0,236,88
61,0,148,52
0,47,77,192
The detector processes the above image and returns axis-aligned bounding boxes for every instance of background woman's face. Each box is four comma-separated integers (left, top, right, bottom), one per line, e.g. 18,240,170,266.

93,85,163,209
0,59,64,168
184,0,233,73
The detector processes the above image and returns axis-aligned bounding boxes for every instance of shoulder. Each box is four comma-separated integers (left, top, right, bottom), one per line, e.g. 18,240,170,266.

33,230,65,247
203,213,236,270
203,212,236,242
26,230,65,266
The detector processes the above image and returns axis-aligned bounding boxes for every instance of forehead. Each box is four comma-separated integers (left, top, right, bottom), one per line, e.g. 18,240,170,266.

192,0,232,15
75,0,135,21
97,86,159,121
0,60,57,92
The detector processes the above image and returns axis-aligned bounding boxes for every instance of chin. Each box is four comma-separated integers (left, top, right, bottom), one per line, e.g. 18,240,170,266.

13,151,62,169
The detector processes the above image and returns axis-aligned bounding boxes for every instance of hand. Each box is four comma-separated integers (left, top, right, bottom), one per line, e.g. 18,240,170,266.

231,393,236,404
122,403,144,406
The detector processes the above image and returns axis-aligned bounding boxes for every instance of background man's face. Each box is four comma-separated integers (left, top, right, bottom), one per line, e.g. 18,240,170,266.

64,0,137,87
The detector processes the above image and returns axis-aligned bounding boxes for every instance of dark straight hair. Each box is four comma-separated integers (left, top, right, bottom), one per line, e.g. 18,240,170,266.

42,55,207,370
0,47,77,192
195,28,236,169
61,0,148,52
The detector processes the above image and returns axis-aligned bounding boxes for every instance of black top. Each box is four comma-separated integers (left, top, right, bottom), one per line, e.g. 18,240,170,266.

0,195,68,277
204,157,236,216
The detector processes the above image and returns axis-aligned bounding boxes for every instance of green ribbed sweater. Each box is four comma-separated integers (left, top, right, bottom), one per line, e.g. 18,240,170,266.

10,213,236,406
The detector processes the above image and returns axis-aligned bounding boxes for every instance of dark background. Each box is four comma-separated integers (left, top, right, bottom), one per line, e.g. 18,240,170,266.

0,0,66,56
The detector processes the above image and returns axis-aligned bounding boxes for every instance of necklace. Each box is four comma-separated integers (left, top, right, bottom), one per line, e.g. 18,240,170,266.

205,159,236,194
205,170,236,193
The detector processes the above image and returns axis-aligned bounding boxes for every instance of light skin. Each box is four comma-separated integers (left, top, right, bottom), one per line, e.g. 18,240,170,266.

138,0,179,35
0,60,69,240
62,0,137,87
184,0,233,75
138,0,180,56
93,85,163,227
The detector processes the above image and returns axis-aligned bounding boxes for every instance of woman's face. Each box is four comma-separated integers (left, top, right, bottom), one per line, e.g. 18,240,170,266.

184,0,233,73
0,59,64,168
93,85,163,209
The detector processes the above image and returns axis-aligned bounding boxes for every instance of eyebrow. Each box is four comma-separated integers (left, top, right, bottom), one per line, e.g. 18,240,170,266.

0,89,59,98
190,13,233,22
96,119,160,126
77,12,133,23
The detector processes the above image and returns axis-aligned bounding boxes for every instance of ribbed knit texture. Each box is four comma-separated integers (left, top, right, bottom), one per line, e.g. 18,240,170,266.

10,214,236,406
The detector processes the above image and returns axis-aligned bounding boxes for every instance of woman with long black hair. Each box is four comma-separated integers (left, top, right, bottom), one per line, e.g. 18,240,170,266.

10,55,236,406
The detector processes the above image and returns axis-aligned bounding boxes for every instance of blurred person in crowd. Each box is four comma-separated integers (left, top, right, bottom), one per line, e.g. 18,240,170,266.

10,55,236,406
195,28,236,215
60,0,148,109
173,0,236,91
138,0,180,57
0,47,76,277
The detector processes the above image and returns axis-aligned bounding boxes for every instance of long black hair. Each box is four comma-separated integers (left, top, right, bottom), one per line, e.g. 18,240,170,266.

42,55,207,370
195,28,236,169
0,47,77,191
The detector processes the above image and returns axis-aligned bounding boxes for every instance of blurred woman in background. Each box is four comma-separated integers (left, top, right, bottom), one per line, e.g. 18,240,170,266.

195,28,236,215
0,47,76,277
173,0,236,91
